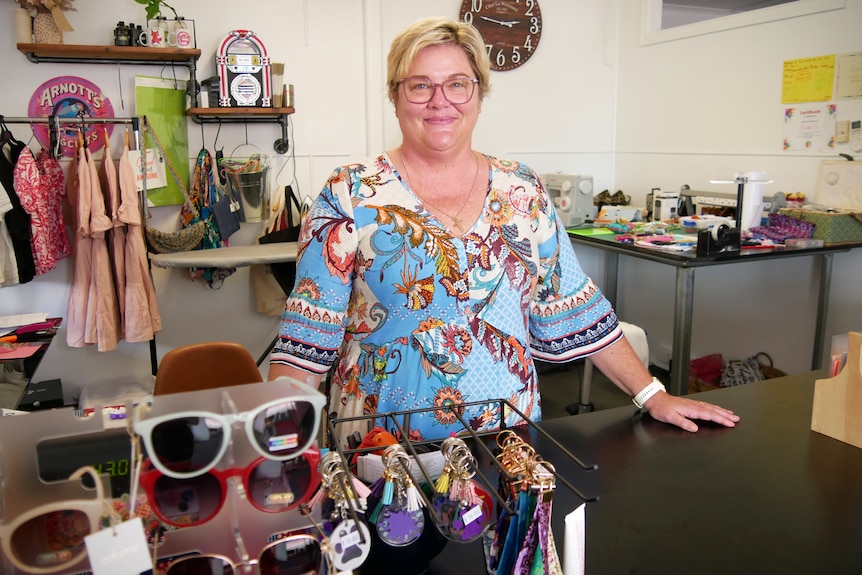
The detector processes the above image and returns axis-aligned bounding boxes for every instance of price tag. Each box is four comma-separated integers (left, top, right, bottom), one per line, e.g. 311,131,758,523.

85,517,152,575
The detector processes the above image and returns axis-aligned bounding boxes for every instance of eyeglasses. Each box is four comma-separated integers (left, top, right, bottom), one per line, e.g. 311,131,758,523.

399,76,479,104
140,449,321,528
163,533,322,575
0,467,105,574
134,396,325,480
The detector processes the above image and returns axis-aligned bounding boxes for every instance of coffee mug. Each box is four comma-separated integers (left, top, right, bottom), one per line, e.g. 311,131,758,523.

141,25,166,47
169,25,194,48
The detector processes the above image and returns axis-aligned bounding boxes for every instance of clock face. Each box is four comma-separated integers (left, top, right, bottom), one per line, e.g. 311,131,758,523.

460,0,543,72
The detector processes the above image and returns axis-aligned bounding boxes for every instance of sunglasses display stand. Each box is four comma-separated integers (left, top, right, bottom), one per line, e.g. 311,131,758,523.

0,406,118,575
141,378,328,573
0,377,328,575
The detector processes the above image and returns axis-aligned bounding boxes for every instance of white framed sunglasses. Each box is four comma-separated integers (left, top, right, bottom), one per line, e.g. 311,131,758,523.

0,467,106,574
134,395,326,480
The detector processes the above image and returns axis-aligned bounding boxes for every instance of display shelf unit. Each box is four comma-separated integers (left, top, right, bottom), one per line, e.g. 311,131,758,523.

17,44,294,153
17,43,202,106
188,106,295,154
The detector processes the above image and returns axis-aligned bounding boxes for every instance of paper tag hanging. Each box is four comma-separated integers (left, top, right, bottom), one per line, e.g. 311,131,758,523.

84,517,153,575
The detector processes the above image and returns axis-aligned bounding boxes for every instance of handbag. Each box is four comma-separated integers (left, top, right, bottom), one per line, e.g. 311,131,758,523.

258,185,303,295
689,353,724,393
720,355,765,387
211,182,241,239
251,261,289,316
755,352,787,379
141,118,206,253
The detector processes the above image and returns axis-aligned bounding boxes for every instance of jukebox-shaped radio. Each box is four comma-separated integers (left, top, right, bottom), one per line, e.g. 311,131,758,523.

216,30,272,107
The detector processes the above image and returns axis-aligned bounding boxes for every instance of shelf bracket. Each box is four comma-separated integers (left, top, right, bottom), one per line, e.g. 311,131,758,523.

189,113,290,155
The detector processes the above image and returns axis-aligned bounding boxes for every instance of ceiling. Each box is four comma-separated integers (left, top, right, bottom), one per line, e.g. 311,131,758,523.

664,0,795,10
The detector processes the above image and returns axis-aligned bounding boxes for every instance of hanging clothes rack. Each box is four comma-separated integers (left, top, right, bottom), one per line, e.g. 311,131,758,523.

0,114,159,376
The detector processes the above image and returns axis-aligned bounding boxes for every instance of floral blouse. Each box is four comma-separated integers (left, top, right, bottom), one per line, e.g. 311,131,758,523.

272,153,621,445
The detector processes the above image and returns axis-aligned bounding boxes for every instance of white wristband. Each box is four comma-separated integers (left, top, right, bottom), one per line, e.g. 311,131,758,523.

632,378,666,409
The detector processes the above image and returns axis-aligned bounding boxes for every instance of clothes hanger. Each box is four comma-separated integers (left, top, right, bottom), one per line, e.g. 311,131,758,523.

48,115,61,159
0,117,25,147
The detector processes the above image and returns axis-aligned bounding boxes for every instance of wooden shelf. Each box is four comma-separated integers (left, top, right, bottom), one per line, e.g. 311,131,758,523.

17,43,293,154
17,43,200,62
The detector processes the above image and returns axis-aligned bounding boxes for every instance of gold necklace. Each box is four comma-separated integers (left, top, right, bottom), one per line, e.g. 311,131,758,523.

400,150,481,234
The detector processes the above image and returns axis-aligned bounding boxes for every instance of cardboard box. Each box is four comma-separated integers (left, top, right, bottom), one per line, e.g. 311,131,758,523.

778,208,862,245
16,378,64,411
779,159,862,245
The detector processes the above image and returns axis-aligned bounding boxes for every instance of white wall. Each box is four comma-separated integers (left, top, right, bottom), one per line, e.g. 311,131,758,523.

0,0,858,404
611,0,862,373
0,0,618,403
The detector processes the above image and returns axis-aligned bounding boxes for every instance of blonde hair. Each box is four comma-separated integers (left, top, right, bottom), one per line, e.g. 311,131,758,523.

387,17,491,103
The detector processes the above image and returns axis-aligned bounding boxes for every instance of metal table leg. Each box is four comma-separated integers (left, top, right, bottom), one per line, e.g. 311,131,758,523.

811,252,833,370
605,252,619,308
670,267,696,396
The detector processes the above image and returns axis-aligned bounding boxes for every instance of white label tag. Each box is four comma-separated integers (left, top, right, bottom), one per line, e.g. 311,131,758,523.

462,503,483,526
84,517,152,575
128,148,168,192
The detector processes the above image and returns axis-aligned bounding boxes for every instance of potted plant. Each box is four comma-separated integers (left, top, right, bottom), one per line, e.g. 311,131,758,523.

135,0,177,21
15,0,76,44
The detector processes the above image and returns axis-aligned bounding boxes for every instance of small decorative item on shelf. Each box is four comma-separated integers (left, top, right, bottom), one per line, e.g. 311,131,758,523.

216,30,272,107
14,6,31,43
15,0,76,45
134,0,195,48
271,62,284,107
113,21,131,46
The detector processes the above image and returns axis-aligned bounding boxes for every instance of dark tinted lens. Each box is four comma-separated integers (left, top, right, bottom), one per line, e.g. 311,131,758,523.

247,458,312,512
11,510,89,569
251,401,315,457
151,416,225,474
153,473,223,526
259,536,321,575
166,555,232,575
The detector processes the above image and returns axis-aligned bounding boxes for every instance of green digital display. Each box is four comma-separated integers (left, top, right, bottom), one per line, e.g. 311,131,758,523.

37,428,133,498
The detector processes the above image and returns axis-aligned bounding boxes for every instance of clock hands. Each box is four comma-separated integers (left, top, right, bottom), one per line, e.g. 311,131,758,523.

480,16,520,27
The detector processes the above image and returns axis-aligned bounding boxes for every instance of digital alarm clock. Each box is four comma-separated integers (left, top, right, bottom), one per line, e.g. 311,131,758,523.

36,428,133,498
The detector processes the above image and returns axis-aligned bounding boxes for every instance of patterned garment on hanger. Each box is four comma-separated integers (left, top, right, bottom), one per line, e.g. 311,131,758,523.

13,147,71,275
0,137,35,283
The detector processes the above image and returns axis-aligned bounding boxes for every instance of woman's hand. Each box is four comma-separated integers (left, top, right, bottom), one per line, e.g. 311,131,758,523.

643,392,739,432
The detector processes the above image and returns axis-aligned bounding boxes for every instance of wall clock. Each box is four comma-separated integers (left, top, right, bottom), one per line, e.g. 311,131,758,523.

459,0,543,72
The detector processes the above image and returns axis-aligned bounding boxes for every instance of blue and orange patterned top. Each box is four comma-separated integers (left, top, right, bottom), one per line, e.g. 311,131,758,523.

271,153,620,445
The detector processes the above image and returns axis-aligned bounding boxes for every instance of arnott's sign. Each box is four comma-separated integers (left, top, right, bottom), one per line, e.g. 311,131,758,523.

27,76,115,158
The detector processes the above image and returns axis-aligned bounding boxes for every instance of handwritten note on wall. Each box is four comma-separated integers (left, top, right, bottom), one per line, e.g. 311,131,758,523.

782,54,836,104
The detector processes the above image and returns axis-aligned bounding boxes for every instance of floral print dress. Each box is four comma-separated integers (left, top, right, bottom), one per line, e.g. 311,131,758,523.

272,153,621,445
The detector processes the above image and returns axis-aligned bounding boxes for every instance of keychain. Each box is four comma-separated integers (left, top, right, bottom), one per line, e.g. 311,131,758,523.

431,437,492,543
368,444,425,547
311,451,372,571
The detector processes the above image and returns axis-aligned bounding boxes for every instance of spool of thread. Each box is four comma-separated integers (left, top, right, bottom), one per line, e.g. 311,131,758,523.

15,8,32,44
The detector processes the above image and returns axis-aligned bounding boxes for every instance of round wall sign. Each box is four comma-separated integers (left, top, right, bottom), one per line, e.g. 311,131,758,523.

27,76,115,158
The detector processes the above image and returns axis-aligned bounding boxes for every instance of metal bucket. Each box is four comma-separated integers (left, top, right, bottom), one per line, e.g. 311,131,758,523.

219,155,270,223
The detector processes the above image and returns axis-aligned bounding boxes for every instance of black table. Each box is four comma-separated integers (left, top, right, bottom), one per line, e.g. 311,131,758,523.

567,228,860,395
428,371,862,574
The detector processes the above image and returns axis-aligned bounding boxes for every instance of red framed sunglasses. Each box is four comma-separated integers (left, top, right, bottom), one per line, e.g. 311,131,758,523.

140,448,321,528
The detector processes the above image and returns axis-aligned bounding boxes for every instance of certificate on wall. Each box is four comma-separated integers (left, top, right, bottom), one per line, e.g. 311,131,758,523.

134,76,189,206
782,104,836,152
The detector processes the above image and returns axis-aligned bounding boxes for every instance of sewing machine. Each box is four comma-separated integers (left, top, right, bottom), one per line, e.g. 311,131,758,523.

542,173,595,227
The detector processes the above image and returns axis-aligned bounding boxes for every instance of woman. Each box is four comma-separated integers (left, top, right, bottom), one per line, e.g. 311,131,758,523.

269,17,738,446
